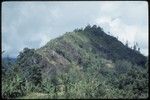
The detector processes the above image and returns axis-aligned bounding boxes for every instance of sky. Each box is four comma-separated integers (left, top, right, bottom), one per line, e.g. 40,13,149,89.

2,1,148,57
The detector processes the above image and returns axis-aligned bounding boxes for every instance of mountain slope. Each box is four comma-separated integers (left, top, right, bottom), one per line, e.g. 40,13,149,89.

2,25,148,99
32,25,147,98
36,25,146,69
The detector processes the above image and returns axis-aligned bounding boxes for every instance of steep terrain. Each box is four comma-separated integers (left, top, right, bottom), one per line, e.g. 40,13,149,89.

35,25,146,76
2,25,148,99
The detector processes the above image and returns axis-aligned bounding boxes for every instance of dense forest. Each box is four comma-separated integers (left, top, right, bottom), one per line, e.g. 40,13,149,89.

2,25,148,99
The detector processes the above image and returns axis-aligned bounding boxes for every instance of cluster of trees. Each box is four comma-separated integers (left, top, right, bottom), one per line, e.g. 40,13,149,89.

2,48,43,98
76,24,141,54
2,48,148,99
125,41,141,52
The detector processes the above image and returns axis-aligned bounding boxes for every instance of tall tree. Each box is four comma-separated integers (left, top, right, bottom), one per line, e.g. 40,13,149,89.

125,40,129,47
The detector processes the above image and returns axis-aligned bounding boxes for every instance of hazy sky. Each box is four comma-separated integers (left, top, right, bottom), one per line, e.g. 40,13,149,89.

2,1,148,57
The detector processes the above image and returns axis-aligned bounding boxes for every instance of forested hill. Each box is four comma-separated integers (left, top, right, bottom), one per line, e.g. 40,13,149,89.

2,25,148,99
37,25,146,66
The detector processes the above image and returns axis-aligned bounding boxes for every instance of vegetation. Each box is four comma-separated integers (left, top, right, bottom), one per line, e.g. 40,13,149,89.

2,25,148,99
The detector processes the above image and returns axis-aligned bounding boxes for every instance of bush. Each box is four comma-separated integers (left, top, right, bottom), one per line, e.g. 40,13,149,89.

2,73,26,98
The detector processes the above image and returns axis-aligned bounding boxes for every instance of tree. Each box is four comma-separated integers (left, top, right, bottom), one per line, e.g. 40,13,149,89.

133,42,139,51
133,44,137,51
74,28,79,32
84,24,91,31
2,62,26,98
92,25,97,29
138,47,140,52
125,40,129,47
17,48,43,87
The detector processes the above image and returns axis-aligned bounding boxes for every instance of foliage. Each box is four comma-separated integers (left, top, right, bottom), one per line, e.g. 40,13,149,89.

2,65,26,98
2,25,148,99
17,48,43,86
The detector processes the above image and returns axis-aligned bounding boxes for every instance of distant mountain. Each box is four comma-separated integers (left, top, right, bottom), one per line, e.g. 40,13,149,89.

2,57,17,63
2,57,17,69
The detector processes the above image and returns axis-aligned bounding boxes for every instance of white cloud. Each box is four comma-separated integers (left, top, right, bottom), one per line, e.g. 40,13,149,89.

2,1,148,57
94,1,148,56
